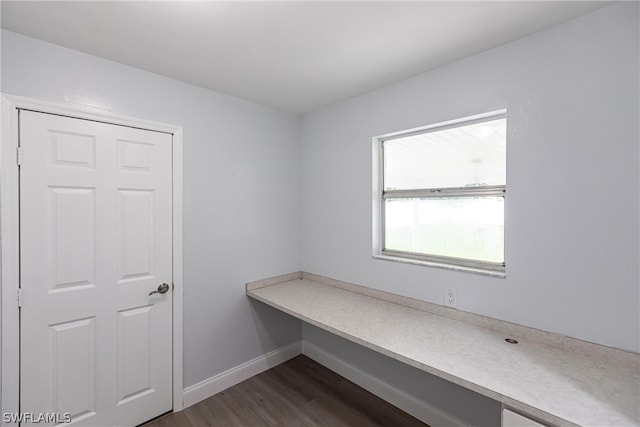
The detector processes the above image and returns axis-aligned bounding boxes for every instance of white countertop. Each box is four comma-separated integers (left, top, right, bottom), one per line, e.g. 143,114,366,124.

247,276,640,427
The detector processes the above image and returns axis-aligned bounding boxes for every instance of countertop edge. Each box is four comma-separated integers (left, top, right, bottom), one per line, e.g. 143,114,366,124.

247,286,580,427
246,273,639,427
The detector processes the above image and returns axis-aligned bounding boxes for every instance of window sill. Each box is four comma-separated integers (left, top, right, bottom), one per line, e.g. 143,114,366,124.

372,253,506,278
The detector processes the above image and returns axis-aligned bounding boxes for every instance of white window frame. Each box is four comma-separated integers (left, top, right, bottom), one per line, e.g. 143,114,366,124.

372,109,507,277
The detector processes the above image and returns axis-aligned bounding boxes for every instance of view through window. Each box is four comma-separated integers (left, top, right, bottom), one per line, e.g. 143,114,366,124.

377,112,506,272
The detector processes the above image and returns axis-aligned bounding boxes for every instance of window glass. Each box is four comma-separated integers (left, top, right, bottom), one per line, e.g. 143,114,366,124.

384,118,506,190
384,197,504,263
376,112,507,273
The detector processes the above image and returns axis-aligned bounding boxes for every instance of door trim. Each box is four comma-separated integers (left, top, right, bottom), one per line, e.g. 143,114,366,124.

1,94,185,422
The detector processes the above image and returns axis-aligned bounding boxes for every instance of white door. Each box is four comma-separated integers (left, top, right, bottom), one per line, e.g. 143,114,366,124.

19,111,173,426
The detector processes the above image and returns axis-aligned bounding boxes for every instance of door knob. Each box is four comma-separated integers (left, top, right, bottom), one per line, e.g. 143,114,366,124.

149,283,170,296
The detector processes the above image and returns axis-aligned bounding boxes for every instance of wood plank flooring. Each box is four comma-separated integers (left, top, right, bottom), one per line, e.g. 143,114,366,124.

143,355,427,426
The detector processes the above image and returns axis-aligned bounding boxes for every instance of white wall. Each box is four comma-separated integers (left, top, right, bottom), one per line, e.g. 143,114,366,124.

2,3,638,421
301,3,639,353
1,29,302,388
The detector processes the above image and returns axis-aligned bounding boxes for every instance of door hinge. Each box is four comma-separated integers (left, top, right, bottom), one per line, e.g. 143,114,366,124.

17,288,22,308
16,147,23,166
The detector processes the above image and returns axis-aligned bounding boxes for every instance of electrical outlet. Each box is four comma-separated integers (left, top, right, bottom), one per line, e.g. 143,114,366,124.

445,288,457,308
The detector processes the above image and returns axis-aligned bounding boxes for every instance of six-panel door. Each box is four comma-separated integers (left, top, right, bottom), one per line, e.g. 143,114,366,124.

19,111,173,426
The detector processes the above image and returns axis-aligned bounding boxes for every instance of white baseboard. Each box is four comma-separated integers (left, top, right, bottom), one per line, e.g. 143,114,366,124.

182,339,468,426
302,341,469,427
182,341,302,408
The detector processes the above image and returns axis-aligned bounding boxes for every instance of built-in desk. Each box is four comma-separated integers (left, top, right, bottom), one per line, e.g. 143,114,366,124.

246,272,639,427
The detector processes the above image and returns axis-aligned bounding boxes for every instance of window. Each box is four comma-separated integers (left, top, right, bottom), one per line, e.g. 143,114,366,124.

373,110,506,275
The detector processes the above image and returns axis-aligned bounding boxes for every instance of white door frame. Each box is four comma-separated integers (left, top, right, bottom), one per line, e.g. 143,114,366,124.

0,94,184,422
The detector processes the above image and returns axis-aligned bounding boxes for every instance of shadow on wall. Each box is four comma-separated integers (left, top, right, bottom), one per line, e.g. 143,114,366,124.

302,323,501,426
248,298,302,353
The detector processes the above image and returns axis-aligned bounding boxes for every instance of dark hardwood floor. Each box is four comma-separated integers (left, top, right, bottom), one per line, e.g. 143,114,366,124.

144,355,427,426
